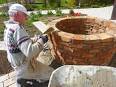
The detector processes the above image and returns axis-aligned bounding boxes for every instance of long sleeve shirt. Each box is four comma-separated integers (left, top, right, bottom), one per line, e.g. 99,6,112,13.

4,20,54,82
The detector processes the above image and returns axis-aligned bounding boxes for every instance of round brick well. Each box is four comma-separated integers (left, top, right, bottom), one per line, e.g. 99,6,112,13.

48,16,116,65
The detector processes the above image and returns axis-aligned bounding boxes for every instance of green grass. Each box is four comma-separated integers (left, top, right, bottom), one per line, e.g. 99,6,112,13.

0,0,7,4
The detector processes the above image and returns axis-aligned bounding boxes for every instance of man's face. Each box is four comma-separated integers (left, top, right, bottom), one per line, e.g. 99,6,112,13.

14,11,28,24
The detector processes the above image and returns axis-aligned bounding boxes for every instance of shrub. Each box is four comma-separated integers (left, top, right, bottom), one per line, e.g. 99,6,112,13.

55,8,63,16
29,12,39,21
61,0,76,8
48,0,58,8
47,10,54,16
80,0,113,8
0,12,8,17
37,10,43,17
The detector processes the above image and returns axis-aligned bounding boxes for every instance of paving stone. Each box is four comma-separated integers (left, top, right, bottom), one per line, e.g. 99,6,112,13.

0,82,4,87
4,77,16,87
0,74,9,82
8,83,17,87
8,71,16,79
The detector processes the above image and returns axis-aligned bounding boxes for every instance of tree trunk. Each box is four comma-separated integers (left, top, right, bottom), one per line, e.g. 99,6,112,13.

111,0,116,20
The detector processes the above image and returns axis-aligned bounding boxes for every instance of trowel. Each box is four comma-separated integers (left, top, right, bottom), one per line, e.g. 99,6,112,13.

32,21,54,34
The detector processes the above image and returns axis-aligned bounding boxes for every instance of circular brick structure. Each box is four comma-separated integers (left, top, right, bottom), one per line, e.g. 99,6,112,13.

48,16,116,65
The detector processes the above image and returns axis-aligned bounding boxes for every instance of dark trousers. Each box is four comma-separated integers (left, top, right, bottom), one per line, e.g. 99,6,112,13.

17,78,49,87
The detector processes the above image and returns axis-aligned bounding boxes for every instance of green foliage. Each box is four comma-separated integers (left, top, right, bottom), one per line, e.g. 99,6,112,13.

47,10,54,16
0,14,8,40
37,10,43,17
31,4,46,10
27,11,43,26
80,0,113,8
0,12,8,17
19,0,114,10
61,0,76,8
48,0,58,8
94,0,113,5
29,12,39,22
55,8,63,16
24,4,34,11
0,0,7,4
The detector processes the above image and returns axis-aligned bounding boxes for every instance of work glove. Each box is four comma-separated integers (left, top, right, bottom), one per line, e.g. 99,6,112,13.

39,34,48,44
31,35,41,43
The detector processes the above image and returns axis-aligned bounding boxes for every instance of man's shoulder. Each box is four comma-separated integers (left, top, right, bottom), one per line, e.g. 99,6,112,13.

4,20,20,30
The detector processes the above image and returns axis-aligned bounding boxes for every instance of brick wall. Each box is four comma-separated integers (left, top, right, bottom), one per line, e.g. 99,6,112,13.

48,16,116,65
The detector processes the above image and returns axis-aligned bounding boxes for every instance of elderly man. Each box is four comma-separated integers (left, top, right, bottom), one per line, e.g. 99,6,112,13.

4,3,54,87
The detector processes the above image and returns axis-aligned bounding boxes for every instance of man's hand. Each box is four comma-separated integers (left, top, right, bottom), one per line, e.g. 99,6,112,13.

31,35,41,43
39,34,48,44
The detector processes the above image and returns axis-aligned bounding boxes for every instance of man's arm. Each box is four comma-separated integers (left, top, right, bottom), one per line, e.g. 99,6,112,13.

14,26,44,59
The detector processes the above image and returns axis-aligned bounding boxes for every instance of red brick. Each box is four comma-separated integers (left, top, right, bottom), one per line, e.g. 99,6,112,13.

48,17,116,65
